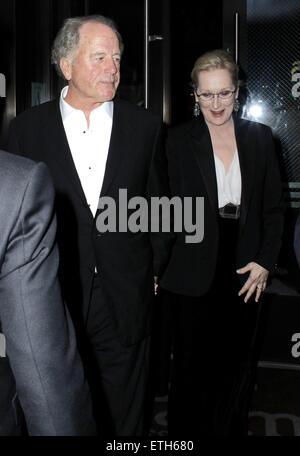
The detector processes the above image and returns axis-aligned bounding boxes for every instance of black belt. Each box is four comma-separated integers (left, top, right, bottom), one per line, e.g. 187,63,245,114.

219,203,240,219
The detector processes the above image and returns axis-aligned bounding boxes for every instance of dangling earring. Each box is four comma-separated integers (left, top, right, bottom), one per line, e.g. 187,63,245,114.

233,98,240,112
193,101,200,117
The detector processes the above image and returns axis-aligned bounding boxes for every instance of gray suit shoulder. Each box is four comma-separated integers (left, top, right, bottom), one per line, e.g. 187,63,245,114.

0,149,48,190
0,148,35,170
0,148,40,172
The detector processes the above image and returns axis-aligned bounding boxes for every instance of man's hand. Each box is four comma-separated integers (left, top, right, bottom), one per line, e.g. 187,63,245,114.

237,262,269,303
154,276,158,295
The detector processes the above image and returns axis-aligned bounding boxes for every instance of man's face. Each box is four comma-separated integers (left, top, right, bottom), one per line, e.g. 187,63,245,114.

60,21,121,106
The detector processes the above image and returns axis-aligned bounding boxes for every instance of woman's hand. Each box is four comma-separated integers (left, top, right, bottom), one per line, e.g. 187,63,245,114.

236,262,269,303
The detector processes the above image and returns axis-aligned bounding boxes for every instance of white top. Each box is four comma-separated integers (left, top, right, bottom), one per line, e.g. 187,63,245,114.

60,86,113,217
213,150,242,208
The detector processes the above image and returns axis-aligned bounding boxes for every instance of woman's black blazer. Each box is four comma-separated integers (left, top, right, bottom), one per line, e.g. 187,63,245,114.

160,114,284,297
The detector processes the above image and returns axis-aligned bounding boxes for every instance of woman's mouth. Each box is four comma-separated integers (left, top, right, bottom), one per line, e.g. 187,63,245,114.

210,110,225,117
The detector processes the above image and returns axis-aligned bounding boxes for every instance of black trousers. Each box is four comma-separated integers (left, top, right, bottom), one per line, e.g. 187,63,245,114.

168,217,262,436
85,274,151,436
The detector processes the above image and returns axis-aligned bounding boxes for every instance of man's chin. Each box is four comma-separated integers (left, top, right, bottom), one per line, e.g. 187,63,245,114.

96,89,117,102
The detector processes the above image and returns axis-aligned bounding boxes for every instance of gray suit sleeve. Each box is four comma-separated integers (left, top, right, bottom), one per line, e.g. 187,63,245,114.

0,162,95,435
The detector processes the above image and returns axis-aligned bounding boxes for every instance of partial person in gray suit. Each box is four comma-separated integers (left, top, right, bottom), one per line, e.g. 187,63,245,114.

0,149,96,436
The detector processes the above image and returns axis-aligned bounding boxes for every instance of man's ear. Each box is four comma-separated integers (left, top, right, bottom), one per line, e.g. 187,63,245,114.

60,57,72,81
235,87,239,99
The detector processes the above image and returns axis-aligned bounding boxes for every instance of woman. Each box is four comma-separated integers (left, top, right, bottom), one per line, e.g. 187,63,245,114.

160,49,283,436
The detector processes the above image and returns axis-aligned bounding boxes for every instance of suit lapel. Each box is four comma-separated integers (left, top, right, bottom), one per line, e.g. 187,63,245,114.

100,99,127,197
190,115,256,230
190,117,219,216
233,115,256,231
41,100,88,206
43,99,128,217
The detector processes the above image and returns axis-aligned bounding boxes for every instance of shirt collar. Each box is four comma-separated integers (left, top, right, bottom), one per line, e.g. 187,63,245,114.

59,85,113,124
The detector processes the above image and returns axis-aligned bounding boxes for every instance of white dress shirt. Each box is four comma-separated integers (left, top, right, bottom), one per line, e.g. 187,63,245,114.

60,86,113,217
213,150,242,208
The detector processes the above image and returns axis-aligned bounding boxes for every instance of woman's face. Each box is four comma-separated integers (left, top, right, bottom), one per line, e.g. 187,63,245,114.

195,68,238,127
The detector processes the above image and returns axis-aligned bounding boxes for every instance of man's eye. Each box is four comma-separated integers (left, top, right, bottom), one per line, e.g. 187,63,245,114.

201,93,211,98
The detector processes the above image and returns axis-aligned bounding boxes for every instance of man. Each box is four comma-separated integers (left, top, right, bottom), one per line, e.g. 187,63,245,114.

8,15,171,435
0,150,95,435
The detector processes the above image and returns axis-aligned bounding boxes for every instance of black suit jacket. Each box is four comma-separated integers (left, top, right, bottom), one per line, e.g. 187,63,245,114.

160,114,284,297
8,98,171,346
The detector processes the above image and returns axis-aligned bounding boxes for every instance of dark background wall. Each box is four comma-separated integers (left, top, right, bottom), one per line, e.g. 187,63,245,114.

0,0,223,148
170,0,223,124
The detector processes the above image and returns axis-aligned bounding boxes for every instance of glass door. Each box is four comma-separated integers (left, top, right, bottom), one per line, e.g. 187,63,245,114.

223,0,300,365
0,0,170,148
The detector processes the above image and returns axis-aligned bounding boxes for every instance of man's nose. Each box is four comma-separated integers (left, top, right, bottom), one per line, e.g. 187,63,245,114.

105,57,118,74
